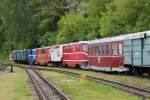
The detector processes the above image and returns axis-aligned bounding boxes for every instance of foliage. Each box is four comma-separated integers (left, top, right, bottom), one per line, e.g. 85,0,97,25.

100,0,150,36
58,12,89,43
0,0,149,50
39,31,58,46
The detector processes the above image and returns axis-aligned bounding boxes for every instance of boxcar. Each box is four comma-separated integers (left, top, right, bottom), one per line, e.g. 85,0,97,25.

62,41,89,69
27,49,36,65
35,47,51,65
123,31,150,74
88,37,128,72
13,49,27,63
13,50,17,61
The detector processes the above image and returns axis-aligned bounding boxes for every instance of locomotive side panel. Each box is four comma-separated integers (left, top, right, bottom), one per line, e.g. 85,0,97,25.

62,43,89,69
35,47,51,65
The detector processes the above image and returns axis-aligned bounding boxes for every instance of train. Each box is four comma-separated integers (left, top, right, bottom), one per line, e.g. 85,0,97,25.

13,31,150,76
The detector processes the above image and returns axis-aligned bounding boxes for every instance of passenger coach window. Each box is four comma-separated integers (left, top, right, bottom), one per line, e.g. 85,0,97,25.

108,44,112,55
112,43,118,55
95,45,99,55
83,44,88,52
103,45,107,55
119,44,123,54
99,46,103,55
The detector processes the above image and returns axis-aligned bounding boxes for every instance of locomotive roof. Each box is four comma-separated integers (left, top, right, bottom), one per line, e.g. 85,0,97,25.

89,30,150,44
61,41,89,46
36,46,51,49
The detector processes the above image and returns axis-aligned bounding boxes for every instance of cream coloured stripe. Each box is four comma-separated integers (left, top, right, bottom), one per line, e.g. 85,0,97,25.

63,52,88,55
63,60,88,62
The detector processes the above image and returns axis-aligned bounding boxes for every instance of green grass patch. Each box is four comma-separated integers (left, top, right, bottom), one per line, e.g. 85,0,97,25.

40,70,142,100
0,51,9,64
31,65,150,90
0,67,33,100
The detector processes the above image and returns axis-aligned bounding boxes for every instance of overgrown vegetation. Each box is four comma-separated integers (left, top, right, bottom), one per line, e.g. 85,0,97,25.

0,0,150,51
40,70,141,100
0,67,33,100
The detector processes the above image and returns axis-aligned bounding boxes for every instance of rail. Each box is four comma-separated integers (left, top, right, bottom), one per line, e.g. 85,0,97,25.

0,64,9,71
31,67,150,100
25,67,70,100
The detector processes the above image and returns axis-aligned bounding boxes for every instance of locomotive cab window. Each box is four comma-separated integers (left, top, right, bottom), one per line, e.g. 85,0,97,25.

40,49,45,54
95,44,99,55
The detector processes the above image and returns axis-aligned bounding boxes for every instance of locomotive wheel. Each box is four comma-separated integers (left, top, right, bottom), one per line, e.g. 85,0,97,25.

44,63,48,66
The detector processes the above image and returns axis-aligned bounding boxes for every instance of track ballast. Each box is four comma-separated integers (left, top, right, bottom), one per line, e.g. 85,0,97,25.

0,64,9,71
25,68,70,100
32,66,150,100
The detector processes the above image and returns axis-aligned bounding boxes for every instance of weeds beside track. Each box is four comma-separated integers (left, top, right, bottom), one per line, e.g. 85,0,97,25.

30,66,150,100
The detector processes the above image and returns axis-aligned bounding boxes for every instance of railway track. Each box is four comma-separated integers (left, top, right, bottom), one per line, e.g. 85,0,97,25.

0,64,9,71
31,67,150,100
25,67,70,100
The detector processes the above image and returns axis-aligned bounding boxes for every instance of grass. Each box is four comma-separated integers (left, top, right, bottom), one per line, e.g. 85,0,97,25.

31,65,150,90
0,52,9,64
40,70,143,100
0,67,33,100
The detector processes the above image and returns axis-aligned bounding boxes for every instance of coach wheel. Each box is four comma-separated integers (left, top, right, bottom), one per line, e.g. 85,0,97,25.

138,69,143,76
148,71,150,77
63,64,67,67
45,63,48,66
132,68,138,76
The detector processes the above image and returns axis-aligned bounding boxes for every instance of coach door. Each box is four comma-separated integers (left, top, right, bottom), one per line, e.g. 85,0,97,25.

143,36,150,66
132,39,142,66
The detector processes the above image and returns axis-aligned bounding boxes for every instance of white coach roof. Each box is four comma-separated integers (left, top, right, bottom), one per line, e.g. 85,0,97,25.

89,30,150,44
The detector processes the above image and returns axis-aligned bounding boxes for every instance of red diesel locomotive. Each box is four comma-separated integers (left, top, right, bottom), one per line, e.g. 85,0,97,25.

35,46,51,65
62,41,90,69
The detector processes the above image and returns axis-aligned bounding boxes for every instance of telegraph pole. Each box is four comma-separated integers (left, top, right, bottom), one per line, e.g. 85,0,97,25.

10,42,14,72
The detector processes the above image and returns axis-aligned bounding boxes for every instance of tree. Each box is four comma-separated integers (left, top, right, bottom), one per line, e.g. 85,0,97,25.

57,12,90,43
100,0,150,36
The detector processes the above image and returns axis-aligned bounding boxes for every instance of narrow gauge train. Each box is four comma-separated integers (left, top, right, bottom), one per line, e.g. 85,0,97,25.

13,49,35,64
61,41,89,69
13,31,150,75
35,46,51,65
88,36,127,72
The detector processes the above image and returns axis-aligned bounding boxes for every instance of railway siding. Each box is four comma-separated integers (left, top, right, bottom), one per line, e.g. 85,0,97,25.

16,64,150,100
25,68,70,100
28,65,150,98
33,65,150,91
39,70,142,100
